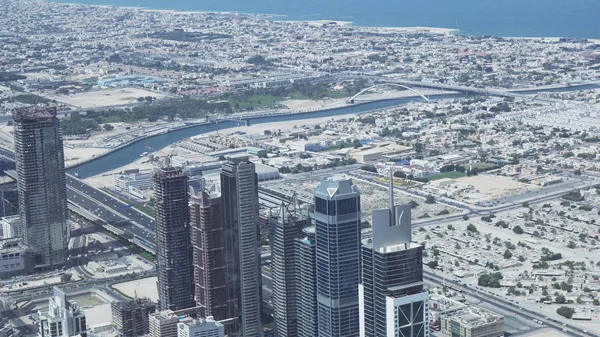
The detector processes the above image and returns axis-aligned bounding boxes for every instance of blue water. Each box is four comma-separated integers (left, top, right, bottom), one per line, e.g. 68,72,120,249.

53,0,600,38
68,95,462,178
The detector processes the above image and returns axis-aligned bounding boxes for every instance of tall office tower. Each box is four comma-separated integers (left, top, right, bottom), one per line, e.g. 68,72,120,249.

154,162,194,311
189,182,232,321
271,198,306,337
220,154,263,337
111,298,157,337
13,107,68,269
295,226,318,337
38,287,87,337
359,175,428,337
313,176,361,337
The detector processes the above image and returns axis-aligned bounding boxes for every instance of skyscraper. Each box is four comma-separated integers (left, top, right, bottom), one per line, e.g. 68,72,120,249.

154,163,194,311
359,175,428,337
313,176,361,337
189,182,232,321
220,154,263,337
295,226,318,337
13,107,68,269
270,198,306,337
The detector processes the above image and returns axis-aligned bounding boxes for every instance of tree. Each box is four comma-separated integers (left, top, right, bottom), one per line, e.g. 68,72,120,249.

427,260,439,269
556,306,575,319
478,272,503,288
408,200,419,209
567,241,577,249
60,273,72,283
425,194,436,204
467,224,478,233
503,250,513,259
513,226,524,234
522,202,530,208
360,165,378,173
102,123,114,131
393,171,406,179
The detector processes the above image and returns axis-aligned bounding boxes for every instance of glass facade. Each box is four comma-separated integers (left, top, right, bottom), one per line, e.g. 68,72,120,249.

362,244,425,337
314,177,361,337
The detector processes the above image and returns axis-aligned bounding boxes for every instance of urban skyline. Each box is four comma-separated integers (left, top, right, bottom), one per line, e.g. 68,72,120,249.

2,1,599,336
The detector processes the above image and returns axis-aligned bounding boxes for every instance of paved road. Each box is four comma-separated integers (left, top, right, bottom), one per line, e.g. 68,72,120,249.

425,271,596,337
66,175,156,249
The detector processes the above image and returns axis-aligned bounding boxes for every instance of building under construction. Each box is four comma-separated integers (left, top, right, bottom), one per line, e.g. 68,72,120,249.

153,162,194,311
13,106,68,270
189,181,236,324
111,298,157,337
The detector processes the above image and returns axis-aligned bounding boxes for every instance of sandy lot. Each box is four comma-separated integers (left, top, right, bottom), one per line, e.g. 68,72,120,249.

424,174,539,204
49,88,169,108
83,303,112,327
456,175,536,196
112,276,158,302
64,147,113,168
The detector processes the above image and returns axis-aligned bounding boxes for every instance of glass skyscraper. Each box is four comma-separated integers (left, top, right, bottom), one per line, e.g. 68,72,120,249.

313,176,361,337
359,175,428,337
295,226,318,337
220,154,263,337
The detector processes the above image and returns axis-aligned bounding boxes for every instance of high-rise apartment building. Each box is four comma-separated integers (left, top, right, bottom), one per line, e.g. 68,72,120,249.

154,163,194,311
271,199,306,337
359,176,428,337
38,287,87,337
13,107,68,269
111,298,157,337
220,154,263,337
295,226,318,337
313,176,361,337
189,182,232,321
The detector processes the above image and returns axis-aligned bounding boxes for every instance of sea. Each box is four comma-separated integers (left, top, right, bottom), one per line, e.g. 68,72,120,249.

51,0,600,39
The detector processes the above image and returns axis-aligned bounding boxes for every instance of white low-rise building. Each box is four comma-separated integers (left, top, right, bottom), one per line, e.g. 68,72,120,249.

38,287,87,337
177,316,224,337
0,215,21,239
0,238,28,277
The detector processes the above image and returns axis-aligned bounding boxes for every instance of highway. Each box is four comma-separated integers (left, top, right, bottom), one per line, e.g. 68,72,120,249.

425,271,596,337
66,176,156,239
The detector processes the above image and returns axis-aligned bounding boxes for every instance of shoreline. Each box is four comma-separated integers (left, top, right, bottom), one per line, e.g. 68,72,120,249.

52,1,600,40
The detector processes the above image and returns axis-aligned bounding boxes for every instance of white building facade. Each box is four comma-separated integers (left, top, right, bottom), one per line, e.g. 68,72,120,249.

38,287,86,337
177,317,224,337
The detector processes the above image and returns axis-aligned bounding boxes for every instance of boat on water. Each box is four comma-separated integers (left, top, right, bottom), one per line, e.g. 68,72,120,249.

140,152,148,157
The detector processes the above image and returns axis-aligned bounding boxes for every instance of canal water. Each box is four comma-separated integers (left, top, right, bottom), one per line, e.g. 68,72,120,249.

67,84,600,178
67,95,455,178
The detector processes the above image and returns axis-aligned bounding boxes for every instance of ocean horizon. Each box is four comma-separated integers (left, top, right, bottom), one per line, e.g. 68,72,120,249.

50,0,600,39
